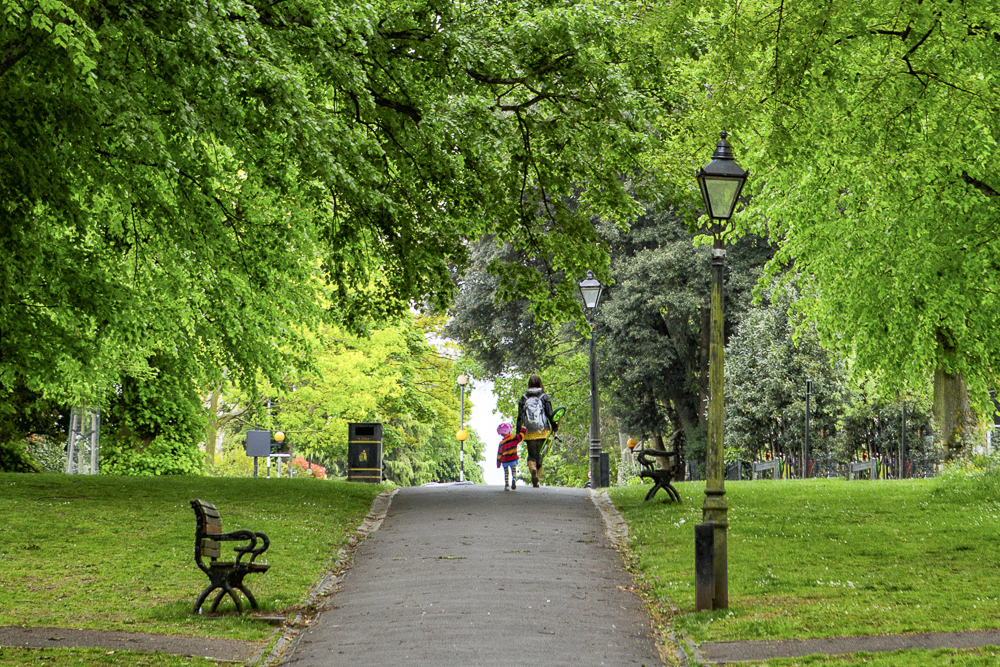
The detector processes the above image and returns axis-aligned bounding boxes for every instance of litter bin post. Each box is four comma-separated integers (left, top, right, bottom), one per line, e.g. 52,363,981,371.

246,430,271,478
348,423,383,483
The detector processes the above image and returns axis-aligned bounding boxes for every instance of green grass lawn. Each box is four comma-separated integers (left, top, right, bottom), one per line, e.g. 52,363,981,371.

609,477,1000,648
0,473,383,641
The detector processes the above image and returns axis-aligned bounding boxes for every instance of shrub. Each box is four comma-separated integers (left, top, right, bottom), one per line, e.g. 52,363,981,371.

25,435,66,473
290,456,326,479
935,454,1000,503
0,440,41,473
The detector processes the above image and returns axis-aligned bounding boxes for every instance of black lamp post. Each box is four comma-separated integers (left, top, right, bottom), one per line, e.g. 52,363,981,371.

579,271,604,488
694,129,749,611
457,374,469,482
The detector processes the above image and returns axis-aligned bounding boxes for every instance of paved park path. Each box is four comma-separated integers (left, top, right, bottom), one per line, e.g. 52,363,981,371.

283,484,663,667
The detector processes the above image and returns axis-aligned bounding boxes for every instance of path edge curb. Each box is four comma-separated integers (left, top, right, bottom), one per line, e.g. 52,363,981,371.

589,489,691,667
249,488,398,667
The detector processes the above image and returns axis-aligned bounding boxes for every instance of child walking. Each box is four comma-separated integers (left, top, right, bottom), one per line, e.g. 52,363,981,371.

496,423,525,490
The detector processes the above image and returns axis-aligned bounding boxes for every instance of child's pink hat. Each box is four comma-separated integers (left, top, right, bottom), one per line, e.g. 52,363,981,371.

497,423,512,436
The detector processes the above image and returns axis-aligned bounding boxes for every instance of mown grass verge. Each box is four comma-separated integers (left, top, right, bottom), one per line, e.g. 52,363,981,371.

0,647,227,667
609,477,1000,647
741,645,1000,666
0,473,384,641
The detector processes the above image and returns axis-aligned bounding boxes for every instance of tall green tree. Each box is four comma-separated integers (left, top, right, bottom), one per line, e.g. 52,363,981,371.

599,210,772,456
260,314,483,484
642,0,1000,456
724,286,849,465
101,351,207,475
725,284,936,475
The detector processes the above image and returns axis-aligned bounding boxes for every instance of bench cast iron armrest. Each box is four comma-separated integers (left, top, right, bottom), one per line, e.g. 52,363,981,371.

638,448,675,459
248,532,270,563
636,448,677,467
216,529,262,566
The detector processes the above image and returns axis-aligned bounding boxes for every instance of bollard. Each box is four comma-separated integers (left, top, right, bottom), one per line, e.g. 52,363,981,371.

695,523,715,611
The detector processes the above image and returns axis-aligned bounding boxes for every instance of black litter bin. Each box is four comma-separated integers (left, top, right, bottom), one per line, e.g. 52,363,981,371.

348,423,383,483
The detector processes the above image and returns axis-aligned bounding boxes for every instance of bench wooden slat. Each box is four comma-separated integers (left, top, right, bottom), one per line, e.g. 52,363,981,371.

202,516,223,528
201,538,221,559
203,523,222,535
193,500,221,516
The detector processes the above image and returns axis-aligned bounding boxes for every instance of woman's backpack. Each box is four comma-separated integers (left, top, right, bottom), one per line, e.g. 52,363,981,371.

523,394,548,432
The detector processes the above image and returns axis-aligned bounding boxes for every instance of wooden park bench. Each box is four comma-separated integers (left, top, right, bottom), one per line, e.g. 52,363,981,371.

849,459,877,480
752,459,781,480
634,436,682,503
190,499,271,614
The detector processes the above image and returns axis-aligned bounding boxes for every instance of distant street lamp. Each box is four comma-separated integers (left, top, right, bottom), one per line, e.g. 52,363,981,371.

457,374,469,482
694,129,749,611
579,271,604,488
804,379,812,479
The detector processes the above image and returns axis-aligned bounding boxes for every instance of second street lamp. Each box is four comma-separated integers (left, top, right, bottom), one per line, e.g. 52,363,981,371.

579,271,604,488
694,129,749,611
457,374,469,482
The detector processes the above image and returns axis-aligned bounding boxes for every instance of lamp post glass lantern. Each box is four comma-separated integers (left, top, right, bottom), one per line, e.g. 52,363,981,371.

579,271,604,488
695,130,750,222
694,129,749,612
579,271,604,309
457,374,468,482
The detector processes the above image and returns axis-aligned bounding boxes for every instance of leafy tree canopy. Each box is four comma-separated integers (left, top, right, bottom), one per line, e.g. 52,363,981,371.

646,0,1000,410
1,0,658,413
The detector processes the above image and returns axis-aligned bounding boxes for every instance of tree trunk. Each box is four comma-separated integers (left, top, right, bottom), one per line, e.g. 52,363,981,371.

205,386,220,464
651,434,672,473
933,367,973,461
202,388,252,465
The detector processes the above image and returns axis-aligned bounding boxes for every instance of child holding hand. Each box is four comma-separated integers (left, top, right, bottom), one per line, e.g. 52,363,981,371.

496,423,525,490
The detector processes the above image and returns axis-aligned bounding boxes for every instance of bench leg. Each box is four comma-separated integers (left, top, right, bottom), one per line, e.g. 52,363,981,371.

209,583,244,614
235,583,260,611
194,585,218,614
664,483,682,503
644,483,662,502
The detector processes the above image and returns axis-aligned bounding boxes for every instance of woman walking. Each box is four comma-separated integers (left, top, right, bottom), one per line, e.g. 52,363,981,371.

516,374,557,488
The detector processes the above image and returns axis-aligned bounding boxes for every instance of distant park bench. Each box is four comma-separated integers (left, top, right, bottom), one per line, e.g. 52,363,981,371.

849,460,877,480
752,459,781,480
190,499,271,614
635,439,682,503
